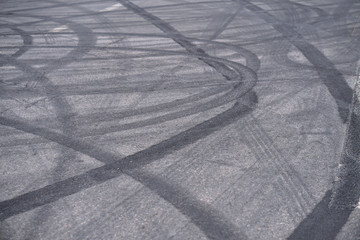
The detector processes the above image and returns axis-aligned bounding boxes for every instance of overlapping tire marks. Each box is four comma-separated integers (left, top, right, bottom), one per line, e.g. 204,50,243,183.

0,1,258,239
270,1,359,76
198,1,315,222
2,1,355,239
236,1,360,238
0,98,255,239
0,24,32,101
330,73,360,210
234,0,354,123
0,25,32,64
3,9,312,230
287,190,353,240
0,12,97,240
125,170,249,240
0,47,255,142
1,7,113,239
287,69,360,240
1,36,258,145
241,115,315,221
118,0,239,81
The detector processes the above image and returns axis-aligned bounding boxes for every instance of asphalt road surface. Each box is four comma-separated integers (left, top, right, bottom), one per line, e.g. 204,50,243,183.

1,0,360,239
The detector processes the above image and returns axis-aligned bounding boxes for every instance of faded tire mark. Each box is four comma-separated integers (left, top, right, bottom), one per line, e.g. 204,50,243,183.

234,0,354,123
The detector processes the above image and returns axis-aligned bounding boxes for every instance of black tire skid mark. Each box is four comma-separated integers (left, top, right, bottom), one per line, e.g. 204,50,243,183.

71,83,322,237
305,0,360,65
0,114,126,164
49,0,123,50
330,74,360,210
67,17,261,126
234,0,353,123
209,109,316,223
0,49,253,143
0,15,96,143
0,13,97,88
0,55,255,212
0,25,32,63
0,34,261,96
0,75,232,98
287,191,353,240
239,0,360,239
104,0,240,124
66,18,319,226
2,12,97,73
1,44,257,140
271,40,359,77
199,3,244,52
73,57,255,137
0,10,96,239
21,3,103,237
126,170,249,240
2,25,260,162
0,24,32,101
0,36,260,134
70,104,257,240
117,0,239,81
0,38,259,148
169,99,312,231
72,157,252,240
66,40,259,130
135,0,241,115
331,0,359,36
0,86,231,136
254,0,346,215
1,1,258,238
270,0,358,65
215,0,319,221
295,0,358,63
0,46,78,240
0,98,255,240
270,1,359,73
291,1,328,20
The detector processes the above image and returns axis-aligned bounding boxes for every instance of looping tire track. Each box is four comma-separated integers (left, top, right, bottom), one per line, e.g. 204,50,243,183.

0,1,257,239
234,0,354,123
1,11,98,240
1,1,357,239
229,0,359,239
0,25,32,63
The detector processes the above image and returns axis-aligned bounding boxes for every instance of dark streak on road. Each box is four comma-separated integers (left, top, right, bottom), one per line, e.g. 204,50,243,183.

234,0,354,123
0,0,359,239
118,0,239,81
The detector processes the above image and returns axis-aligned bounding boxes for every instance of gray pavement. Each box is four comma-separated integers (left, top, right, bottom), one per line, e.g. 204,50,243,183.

0,0,359,239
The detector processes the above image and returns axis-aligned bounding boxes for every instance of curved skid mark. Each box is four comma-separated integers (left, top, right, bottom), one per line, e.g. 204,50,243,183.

287,191,352,240
128,170,248,240
0,2,261,239
118,0,239,81
269,1,359,71
0,25,33,62
0,97,255,221
1,45,256,137
200,5,244,41
1,46,255,139
77,86,231,124
330,71,360,209
74,53,256,136
0,10,96,239
234,0,353,122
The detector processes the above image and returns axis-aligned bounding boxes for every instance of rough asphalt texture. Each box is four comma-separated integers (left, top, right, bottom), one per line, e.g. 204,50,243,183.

0,0,359,239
